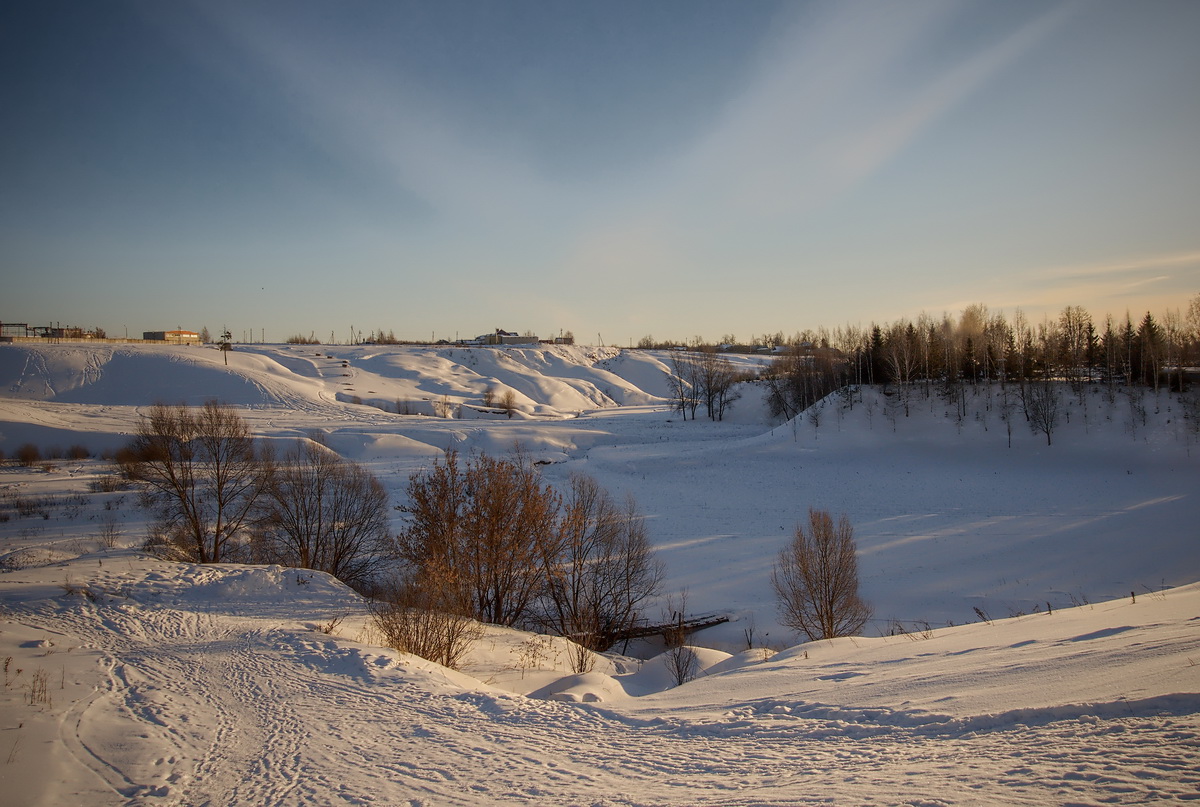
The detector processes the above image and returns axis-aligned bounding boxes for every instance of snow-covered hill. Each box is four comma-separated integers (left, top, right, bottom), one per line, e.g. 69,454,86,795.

1,341,1198,804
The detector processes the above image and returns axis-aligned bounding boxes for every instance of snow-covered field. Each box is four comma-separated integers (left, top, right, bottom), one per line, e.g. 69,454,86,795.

1,341,1197,805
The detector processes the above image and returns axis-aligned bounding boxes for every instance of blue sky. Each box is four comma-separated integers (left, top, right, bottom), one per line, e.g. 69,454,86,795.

3,0,1198,345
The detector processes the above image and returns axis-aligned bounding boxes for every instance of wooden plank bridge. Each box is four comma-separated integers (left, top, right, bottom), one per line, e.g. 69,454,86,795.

607,613,730,645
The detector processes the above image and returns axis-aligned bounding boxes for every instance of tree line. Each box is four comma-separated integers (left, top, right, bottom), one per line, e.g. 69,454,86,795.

762,298,1197,391
665,297,1200,427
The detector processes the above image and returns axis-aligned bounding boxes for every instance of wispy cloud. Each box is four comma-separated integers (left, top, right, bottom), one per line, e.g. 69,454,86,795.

561,1,1081,285
185,2,569,233
666,1,1079,224
1015,251,1200,309
1029,251,1200,285
929,250,1200,318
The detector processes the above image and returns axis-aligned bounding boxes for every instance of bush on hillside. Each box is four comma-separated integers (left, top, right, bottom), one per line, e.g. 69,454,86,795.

15,443,41,467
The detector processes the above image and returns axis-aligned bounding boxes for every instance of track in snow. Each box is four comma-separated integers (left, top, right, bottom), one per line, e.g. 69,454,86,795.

22,588,1200,807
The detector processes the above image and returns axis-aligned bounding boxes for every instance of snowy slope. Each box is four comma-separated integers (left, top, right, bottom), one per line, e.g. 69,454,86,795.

0,503,1196,806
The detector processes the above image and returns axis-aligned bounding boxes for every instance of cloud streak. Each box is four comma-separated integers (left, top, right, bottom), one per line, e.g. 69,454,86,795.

934,250,1200,318
666,1,1079,225
188,2,572,234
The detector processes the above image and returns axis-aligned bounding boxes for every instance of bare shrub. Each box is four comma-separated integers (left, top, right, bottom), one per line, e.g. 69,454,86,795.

772,508,871,641
666,644,698,687
663,591,699,686
88,473,130,493
15,444,41,467
564,638,595,675
67,444,90,460
433,395,455,418
28,669,50,707
667,351,700,420
317,614,346,635
369,572,480,670
96,517,122,549
513,636,557,677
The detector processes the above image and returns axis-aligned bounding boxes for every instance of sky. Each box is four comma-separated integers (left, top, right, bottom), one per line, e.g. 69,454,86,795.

2,0,1199,346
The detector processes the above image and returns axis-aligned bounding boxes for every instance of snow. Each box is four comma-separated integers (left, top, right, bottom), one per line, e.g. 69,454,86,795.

1,341,1198,804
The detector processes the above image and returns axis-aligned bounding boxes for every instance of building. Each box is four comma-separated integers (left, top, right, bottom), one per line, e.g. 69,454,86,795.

142,330,202,344
475,328,539,346
0,322,109,342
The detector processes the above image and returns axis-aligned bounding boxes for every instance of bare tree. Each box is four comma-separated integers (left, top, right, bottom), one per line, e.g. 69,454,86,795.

667,351,700,420
883,321,919,410
1025,380,1062,446
462,451,559,625
694,350,742,421
998,382,1019,448
1187,293,1200,369
122,401,266,563
397,448,559,628
500,389,518,418
535,473,662,661
398,449,664,651
255,434,393,591
772,508,870,642
1059,305,1092,399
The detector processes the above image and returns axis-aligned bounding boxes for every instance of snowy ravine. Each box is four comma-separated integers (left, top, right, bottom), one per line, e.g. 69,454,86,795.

1,341,1198,804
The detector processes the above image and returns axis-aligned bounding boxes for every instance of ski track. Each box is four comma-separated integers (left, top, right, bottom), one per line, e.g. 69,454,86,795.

13,587,1199,806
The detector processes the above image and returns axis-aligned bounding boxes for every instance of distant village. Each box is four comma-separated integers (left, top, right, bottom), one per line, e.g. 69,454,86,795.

439,328,572,347
0,322,830,357
0,322,578,348
0,322,203,344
